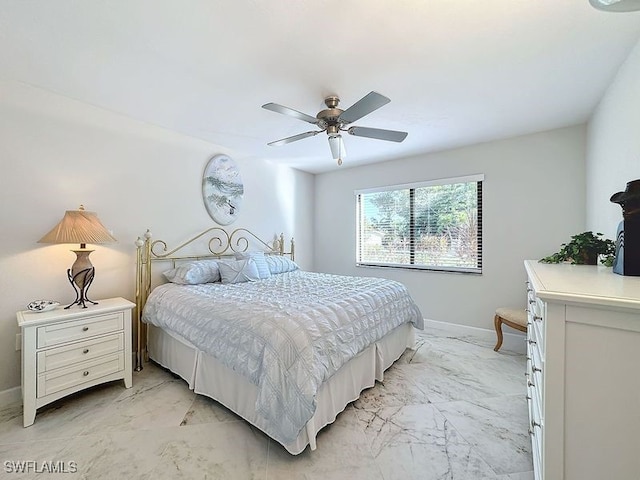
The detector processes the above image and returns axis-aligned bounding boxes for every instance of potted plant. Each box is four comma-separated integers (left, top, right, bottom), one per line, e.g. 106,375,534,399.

539,231,615,266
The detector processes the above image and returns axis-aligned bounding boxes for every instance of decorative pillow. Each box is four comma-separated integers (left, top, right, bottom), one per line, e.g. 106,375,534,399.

235,251,271,279
217,258,261,284
163,260,221,284
265,255,299,275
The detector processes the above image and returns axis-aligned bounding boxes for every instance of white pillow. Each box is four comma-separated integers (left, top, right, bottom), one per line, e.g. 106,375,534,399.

217,258,261,284
163,260,221,284
265,256,299,275
234,251,271,279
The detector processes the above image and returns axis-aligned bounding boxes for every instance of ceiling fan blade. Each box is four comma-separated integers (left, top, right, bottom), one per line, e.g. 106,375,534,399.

338,91,391,124
328,135,346,159
267,130,321,147
348,126,408,142
262,103,319,124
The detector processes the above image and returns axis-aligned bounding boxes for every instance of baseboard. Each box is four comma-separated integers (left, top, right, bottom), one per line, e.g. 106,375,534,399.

0,386,21,407
424,319,526,354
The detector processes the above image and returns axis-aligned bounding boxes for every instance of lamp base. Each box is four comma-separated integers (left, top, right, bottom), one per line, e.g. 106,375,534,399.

65,267,98,309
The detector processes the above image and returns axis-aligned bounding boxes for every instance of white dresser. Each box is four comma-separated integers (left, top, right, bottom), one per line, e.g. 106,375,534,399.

524,260,640,480
17,297,135,427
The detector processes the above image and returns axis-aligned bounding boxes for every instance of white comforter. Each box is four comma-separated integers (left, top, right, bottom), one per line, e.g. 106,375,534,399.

142,270,423,445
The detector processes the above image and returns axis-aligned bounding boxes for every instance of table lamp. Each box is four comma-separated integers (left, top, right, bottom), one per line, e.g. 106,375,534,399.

38,205,117,309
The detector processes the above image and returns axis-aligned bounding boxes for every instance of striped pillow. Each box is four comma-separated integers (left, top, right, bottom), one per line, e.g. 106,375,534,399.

163,260,220,284
234,251,271,279
265,256,299,275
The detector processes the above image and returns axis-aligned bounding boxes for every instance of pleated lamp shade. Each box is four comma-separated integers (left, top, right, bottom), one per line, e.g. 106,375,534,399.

38,205,117,247
38,205,116,308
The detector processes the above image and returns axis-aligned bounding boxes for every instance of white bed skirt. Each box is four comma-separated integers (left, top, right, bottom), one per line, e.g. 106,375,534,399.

147,322,415,454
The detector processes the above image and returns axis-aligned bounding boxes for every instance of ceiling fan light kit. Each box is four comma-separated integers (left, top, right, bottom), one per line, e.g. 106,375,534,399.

589,0,640,11
262,91,408,166
328,134,345,165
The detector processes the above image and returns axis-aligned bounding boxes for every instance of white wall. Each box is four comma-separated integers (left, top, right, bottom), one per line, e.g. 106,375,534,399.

314,126,586,329
0,81,314,392
587,37,640,236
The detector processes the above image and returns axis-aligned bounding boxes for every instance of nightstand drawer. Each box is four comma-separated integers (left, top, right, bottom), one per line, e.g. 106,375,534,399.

36,312,124,348
37,352,124,398
37,333,124,374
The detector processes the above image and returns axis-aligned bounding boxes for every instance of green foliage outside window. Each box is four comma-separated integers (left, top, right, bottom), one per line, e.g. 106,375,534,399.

357,179,482,273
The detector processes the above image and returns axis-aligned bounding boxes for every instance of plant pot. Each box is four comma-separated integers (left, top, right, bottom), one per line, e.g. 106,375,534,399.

579,251,599,265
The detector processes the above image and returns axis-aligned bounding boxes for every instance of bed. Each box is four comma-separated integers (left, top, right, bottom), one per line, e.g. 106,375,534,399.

134,227,423,454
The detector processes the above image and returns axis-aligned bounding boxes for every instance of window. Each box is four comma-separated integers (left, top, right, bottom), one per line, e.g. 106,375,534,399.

356,174,483,273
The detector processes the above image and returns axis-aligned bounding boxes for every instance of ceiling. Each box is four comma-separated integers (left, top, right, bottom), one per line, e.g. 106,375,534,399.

1,1,640,174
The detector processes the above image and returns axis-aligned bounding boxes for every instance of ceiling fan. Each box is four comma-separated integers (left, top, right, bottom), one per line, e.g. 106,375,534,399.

262,91,408,166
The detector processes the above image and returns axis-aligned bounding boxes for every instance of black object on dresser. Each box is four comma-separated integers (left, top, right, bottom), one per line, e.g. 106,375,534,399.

610,179,640,276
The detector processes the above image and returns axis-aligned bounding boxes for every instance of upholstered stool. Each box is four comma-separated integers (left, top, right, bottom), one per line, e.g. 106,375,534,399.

493,307,527,352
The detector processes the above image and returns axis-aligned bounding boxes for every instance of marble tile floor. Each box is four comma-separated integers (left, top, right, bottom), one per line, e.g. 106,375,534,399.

0,323,533,479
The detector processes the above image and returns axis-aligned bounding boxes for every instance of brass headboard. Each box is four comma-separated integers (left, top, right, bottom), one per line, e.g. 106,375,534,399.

134,227,294,371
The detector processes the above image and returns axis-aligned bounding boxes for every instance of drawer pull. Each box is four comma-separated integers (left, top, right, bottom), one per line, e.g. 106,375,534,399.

531,420,541,429
528,339,537,345
533,315,542,322
529,299,536,304
83,349,89,354
83,371,89,377
532,366,542,373
82,326,89,332
528,380,535,388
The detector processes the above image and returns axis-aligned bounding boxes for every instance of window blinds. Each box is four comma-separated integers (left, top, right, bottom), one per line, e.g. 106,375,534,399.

356,174,483,273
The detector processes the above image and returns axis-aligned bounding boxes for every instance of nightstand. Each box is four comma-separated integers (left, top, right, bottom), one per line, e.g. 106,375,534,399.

16,297,135,427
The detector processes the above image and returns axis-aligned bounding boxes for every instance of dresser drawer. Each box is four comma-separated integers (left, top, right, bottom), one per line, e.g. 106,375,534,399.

527,379,543,477
527,281,536,303
531,350,544,400
528,298,545,354
528,320,543,352
531,428,543,480
36,352,124,398
527,341,544,402
36,312,124,348
37,333,124,374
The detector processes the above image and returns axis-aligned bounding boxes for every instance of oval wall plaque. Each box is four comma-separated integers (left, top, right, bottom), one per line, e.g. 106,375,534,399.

202,154,244,225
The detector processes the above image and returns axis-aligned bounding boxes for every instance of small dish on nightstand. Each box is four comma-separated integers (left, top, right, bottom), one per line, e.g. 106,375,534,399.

27,300,60,312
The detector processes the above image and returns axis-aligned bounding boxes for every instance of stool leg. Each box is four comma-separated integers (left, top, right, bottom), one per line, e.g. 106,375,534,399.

493,315,504,352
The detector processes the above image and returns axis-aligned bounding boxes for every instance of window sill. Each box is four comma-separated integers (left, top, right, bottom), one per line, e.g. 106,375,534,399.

356,263,482,275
